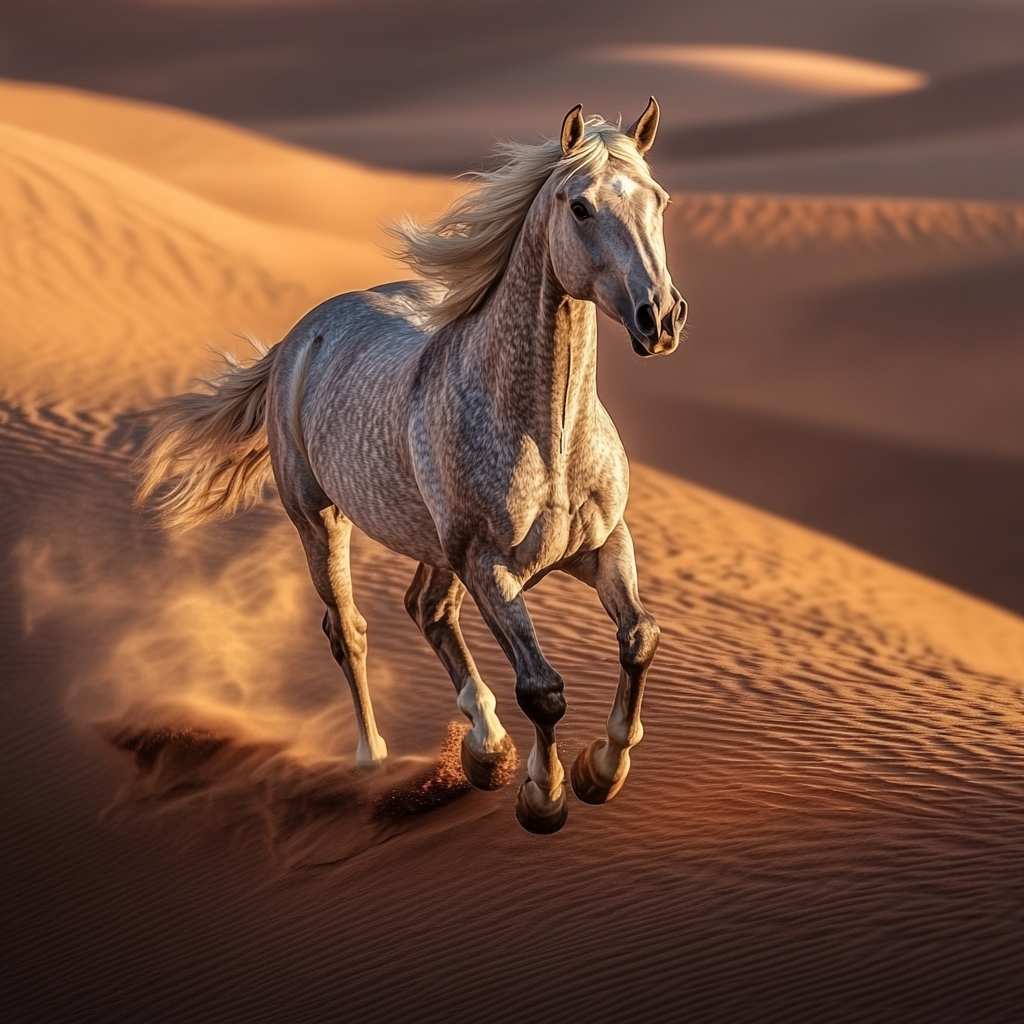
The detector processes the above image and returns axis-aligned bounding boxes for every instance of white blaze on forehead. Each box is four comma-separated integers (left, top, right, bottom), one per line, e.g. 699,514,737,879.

609,175,639,197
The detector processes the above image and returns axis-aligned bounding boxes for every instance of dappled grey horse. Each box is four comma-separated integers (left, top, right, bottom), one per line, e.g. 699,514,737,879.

139,99,686,833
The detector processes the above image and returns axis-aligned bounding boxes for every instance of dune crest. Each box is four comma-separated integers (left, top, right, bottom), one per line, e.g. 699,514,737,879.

597,45,927,96
0,78,458,238
671,191,1024,251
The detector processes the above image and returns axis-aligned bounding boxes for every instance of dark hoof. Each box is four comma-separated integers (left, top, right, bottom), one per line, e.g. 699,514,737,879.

570,741,627,805
515,779,568,835
460,732,518,791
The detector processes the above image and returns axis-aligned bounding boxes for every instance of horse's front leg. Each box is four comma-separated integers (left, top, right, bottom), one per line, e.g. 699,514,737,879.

564,519,660,804
459,549,568,834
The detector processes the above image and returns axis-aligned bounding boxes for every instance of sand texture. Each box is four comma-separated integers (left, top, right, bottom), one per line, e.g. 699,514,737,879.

4,416,1022,1022
1,70,1022,1023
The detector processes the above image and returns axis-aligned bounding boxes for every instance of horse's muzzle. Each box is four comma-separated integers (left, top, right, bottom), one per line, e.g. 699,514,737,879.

629,289,686,357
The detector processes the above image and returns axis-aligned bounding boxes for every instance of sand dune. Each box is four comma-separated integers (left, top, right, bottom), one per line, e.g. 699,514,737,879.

0,92,455,411
651,59,1024,204
0,79,457,238
0,120,367,410
599,45,927,96
3,410,1021,1021
605,393,1024,620
248,46,926,174
654,192,1024,459
659,60,1024,162
600,191,1024,613
249,55,877,175
1,76,1022,1023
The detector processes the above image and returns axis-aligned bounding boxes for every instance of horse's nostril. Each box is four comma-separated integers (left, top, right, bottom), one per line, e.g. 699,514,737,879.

676,298,688,329
635,303,658,338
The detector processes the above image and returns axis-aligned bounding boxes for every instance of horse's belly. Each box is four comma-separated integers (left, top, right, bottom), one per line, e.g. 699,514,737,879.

322,466,448,567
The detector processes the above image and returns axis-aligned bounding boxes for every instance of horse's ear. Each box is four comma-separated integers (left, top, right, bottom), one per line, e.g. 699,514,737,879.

560,104,585,156
625,96,660,154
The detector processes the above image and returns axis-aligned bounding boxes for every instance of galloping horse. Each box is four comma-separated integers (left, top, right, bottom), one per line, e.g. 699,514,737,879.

138,100,686,833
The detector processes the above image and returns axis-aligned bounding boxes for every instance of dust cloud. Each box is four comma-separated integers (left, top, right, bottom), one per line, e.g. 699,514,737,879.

16,511,472,866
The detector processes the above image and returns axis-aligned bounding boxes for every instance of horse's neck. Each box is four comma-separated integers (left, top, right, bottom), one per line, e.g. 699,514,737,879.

468,211,598,462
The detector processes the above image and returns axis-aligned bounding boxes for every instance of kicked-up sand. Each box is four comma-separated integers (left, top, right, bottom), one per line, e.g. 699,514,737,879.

1,79,1022,1022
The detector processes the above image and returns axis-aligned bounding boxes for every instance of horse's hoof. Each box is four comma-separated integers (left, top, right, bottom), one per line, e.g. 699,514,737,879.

515,778,568,834
570,741,628,805
460,732,518,791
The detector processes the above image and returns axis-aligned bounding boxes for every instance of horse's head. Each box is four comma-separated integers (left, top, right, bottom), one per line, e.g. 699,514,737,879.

547,99,686,357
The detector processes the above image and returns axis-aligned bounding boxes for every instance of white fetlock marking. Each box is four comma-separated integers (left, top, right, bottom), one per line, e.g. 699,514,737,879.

457,678,507,754
599,666,643,779
356,732,388,766
528,740,564,797
591,739,629,786
606,718,644,750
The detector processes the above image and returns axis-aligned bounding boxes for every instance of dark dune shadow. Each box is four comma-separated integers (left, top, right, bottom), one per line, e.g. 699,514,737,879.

102,716,475,870
806,253,1024,350
603,389,1024,615
659,60,1024,162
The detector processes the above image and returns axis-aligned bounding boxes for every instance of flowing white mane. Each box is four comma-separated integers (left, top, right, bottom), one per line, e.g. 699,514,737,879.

390,116,649,329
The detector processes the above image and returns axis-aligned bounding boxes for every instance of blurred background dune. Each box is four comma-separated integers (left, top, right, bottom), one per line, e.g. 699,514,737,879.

3,0,1022,610
1,3,1022,1022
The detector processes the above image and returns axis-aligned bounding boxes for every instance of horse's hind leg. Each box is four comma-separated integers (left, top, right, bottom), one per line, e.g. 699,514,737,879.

290,504,387,765
404,564,516,789
563,519,659,803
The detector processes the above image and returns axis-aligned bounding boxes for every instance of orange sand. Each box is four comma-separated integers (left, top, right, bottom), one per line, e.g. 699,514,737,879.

1,78,1021,1023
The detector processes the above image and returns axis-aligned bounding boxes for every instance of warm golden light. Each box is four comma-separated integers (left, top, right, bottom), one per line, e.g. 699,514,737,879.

598,45,928,96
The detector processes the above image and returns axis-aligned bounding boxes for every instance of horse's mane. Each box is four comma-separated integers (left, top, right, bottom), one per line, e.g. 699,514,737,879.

389,116,648,330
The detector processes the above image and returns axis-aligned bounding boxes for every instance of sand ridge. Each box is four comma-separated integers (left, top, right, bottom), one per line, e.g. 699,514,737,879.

0,104,454,412
669,191,1024,252
598,45,928,96
0,76,1022,1022
0,78,458,238
3,408,1021,1021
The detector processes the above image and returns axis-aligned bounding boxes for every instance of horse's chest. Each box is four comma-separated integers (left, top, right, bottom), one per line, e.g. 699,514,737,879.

500,441,619,572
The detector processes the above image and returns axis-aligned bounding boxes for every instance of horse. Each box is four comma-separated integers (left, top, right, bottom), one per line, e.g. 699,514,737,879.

137,99,686,834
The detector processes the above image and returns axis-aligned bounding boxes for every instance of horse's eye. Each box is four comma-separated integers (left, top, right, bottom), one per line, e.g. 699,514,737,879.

570,201,590,220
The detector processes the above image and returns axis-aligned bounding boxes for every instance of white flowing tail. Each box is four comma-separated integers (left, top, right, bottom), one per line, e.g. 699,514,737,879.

136,341,279,530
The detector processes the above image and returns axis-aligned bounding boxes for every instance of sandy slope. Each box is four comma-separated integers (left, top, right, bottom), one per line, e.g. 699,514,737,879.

1,81,1022,1022
599,191,1024,613
3,416,1021,1022
0,78,457,238
0,91,453,411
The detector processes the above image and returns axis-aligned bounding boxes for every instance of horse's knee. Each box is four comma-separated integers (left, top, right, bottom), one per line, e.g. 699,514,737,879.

618,613,660,672
347,629,368,662
515,669,566,728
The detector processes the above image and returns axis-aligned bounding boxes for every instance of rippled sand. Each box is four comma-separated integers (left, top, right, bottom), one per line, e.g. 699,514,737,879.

1,81,1021,1022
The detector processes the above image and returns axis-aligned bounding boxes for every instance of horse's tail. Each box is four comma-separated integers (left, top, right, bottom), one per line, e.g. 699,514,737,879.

136,339,280,531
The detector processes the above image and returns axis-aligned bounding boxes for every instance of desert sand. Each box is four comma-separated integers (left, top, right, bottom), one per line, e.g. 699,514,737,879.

2,18,1023,1023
